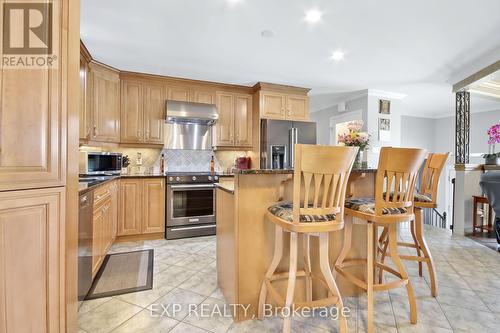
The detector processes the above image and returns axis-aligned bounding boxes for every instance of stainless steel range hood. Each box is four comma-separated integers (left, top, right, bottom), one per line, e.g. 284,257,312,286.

164,100,218,150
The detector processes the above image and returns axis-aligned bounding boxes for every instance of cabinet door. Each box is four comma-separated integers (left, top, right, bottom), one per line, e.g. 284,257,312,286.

92,205,104,276
110,181,119,241
261,92,286,119
168,86,191,102
118,179,143,236
286,95,309,121
79,58,90,140
215,92,234,146
102,200,112,254
142,179,165,234
90,63,120,142
234,94,253,147
193,89,215,104
120,80,144,143
0,188,64,333
144,84,165,144
0,52,65,190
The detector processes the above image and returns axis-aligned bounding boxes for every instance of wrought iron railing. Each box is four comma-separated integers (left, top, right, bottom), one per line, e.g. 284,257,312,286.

423,208,447,229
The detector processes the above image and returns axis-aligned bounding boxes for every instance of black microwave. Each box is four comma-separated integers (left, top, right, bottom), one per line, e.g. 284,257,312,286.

79,152,122,175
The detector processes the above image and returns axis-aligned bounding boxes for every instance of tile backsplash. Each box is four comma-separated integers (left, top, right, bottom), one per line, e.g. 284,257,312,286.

79,145,250,174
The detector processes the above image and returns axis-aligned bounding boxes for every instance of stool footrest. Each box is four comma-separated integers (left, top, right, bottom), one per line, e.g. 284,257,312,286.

269,270,307,282
397,242,418,249
264,279,340,309
399,255,429,263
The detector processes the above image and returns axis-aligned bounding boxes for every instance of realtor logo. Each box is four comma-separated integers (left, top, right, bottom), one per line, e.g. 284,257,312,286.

3,3,52,54
2,2,56,68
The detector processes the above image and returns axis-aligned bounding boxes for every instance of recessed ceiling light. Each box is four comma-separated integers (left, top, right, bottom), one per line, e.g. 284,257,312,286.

227,0,242,4
304,9,323,23
331,50,344,61
261,30,275,38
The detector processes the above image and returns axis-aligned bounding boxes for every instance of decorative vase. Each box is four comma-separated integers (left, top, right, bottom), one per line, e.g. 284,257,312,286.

354,149,364,169
485,144,498,165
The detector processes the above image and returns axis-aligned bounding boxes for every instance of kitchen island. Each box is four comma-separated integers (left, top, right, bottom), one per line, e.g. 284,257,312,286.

216,168,376,321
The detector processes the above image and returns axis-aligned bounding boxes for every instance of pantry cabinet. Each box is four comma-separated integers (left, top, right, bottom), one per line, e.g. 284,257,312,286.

214,92,253,148
120,79,165,144
89,62,121,142
118,178,165,236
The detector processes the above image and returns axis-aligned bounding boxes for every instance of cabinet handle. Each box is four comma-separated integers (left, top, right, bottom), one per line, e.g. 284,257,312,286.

137,129,141,137
145,130,150,140
93,125,98,137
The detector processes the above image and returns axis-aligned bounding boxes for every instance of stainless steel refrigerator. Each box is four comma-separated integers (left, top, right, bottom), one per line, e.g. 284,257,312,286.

260,119,317,169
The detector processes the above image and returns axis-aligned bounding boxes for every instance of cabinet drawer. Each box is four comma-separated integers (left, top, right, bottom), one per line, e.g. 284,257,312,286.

94,183,112,206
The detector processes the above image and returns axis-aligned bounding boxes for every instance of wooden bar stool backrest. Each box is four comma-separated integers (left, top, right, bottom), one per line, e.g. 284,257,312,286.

292,144,358,224
419,152,450,203
375,147,426,215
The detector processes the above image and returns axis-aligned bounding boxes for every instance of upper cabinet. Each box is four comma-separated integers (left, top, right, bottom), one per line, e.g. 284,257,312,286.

120,80,143,143
120,78,165,145
143,83,165,144
256,83,310,121
214,92,253,148
89,62,121,143
79,57,91,140
167,85,215,105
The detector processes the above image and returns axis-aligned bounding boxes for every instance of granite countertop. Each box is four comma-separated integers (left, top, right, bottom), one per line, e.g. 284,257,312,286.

235,167,377,175
79,173,166,194
215,182,235,194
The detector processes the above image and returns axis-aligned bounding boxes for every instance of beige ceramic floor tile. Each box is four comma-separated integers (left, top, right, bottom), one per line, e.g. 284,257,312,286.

78,298,142,333
111,309,180,333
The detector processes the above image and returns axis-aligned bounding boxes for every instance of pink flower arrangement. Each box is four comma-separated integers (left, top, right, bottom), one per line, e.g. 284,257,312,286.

338,120,370,151
487,124,500,144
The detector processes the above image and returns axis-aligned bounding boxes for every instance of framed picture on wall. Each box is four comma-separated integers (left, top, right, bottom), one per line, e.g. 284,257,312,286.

379,118,391,141
379,99,391,114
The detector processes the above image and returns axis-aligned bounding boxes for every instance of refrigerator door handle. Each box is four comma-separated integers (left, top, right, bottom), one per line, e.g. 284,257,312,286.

289,127,298,168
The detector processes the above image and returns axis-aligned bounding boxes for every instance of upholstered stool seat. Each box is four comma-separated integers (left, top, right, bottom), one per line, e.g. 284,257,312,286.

345,198,408,215
414,192,433,203
268,201,337,223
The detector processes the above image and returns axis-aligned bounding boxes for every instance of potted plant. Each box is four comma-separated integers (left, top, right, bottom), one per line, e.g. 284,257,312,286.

338,120,370,168
483,124,500,165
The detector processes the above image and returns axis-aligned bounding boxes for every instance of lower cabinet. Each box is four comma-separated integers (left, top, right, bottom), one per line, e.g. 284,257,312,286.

0,187,65,332
118,178,165,236
92,180,118,277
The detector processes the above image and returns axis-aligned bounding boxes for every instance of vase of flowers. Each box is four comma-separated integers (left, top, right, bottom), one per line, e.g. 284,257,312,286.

338,120,370,168
483,124,500,165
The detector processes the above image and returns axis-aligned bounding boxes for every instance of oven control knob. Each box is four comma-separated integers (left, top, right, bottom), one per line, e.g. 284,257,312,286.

192,176,197,181
208,176,212,181
175,177,180,181
169,177,173,182
214,176,219,181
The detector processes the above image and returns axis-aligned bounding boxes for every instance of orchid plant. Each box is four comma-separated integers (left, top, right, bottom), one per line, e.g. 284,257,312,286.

338,120,370,151
483,124,500,158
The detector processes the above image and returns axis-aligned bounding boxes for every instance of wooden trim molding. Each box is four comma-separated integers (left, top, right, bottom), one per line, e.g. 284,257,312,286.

453,60,500,93
252,82,311,95
80,40,92,63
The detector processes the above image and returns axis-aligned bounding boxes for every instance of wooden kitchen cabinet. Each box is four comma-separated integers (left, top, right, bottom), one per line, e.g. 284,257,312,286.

79,56,91,140
118,178,165,236
168,86,191,102
120,80,144,143
120,79,165,144
89,62,121,142
0,188,65,332
118,179,143,236
234,94,253,146
214,92,253,148
194,89,216,104
286,94,309,121
143,83,165,144
257,83,310,121
215,92,235,146
261,92,287,119
143,179,166,233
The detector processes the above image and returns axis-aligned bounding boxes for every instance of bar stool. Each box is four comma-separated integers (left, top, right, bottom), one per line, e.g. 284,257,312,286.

378,152,448,297
258,144,358,333
335,147,426,333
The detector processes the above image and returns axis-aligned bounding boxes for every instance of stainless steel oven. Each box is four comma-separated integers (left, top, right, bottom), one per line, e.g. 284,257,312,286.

166,173,218,239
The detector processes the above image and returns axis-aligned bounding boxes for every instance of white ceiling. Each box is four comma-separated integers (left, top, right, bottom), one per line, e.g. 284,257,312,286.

81,0,500,117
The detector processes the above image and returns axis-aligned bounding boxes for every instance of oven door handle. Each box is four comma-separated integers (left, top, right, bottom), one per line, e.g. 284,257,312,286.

169,184,215,189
